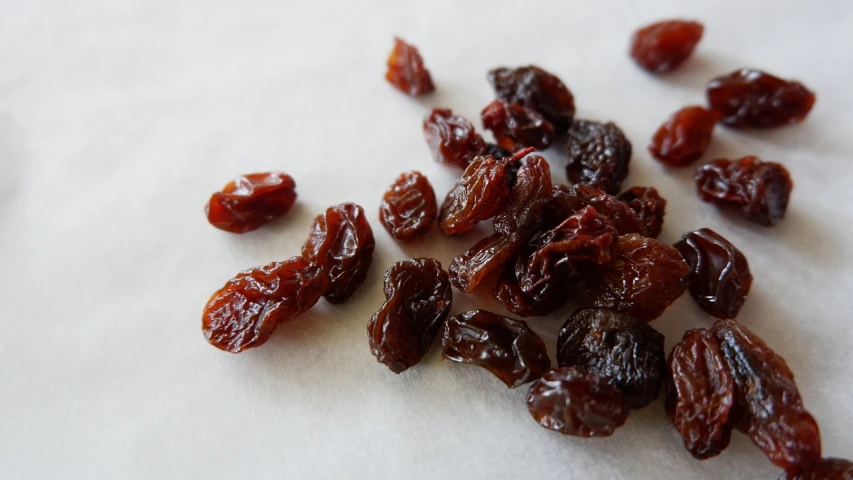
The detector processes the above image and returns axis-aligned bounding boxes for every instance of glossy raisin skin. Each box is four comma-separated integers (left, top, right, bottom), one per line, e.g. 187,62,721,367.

565,120,631,194
423,109,487,169
649,106,719,167
527,367,629,437
439,155,514,236
367,258,453,374
385,37,434,96
441,310,550,388
487,65,575,134
481,100,555,151
302,203,375,304
675,229,753,319
713,319,822,470
630,19,704,73
780,458,853,480
202,257,329,353
549,184,647,236
557,308,665,409
666,329,736,459
617,187,667,238
707,69,816,128
695,156,793,226
379,171,437,242
205,172,297,233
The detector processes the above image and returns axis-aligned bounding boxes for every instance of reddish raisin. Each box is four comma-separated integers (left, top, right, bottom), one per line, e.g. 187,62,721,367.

780,458,853,480
649,106,719,167
493,155,553,237
439,156,514,236
707,69,816,128
616,187,667,238
630,19,704,73
695,156,793,226
302,203,375,304
487,65,576,134
205,172,297,233
565,120,631,194
481,100,555,151
449,232,524,294
379,171,437,242
548,184,647,236
527,366,629,437
423,109,487,169
384,37,434,96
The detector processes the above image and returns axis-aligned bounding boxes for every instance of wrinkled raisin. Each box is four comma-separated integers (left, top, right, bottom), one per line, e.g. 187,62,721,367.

302,203,375,304
616,187,667,238
695,156,793,226
205,172,297,233
379,171,437,242
481,99,555,151
527,366,629,437
385,37,434,96
675,228,753,319
439,155,514,235
649,106,719,167
449,232,524,294
493,155,552,237
423,109,487,169
565,120,631,194
780,458,853,480
367,258,453,373
441,310,550,388
548,184,647,236
630,19,704,73
494,264,568,317
487,65,576,134
707,69,816,128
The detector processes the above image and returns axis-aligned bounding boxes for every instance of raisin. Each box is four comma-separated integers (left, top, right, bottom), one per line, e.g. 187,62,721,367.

565,120,631,194
713,319,822,470
780,458,853,480
695,156,793,226
205,172,297,233
202,257,329,353
674,228,753,319
484,142,511,159
441,310,551,388
487,65,576,134
367,258,453,373
439,155,513,236
649,106,719,167
557,308,665,409
666,329,736,459
707,69,816,128
423,109,487,169
494,264,568,317
586,234,689,322
384,37,434,96
481,99,555,151
302,203,375,304
547,184,647,236
493,155,553,237
449,232,524,294
379,171,437,242
630,19,704,73
616,187,667,238
526,366,629,437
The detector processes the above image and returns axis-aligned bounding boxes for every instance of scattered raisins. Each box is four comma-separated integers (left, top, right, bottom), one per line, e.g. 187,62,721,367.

493,155,553,237
385,37,434,96
780,458,853,480
630,19,704,73
439,155,514,235
707,69,816,128
449,232,524,294
205,172,297,234
616,186,667,238
649,106,719,167
423,108,487,169
548,184,647,236
487,65,576,134
379,171,437,242
481,99,555,151
565,120,631,194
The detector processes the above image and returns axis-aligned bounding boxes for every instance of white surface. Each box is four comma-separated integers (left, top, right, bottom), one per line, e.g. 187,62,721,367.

1,1,852,478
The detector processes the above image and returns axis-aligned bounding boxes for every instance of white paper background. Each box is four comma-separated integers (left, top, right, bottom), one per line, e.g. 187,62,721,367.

2,1,852,478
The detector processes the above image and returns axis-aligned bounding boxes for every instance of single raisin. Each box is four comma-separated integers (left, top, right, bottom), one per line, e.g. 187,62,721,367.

780,458,853,480
367,258,453,373
493,154,553,237
423,108,487,169
616,187,667,238
649,106,719,167
674,228,753,319
441,310,551,388
379,171,437,242
707,69,816,128
481,99,555,151
385,37,434,96
565,120,631,194
205,172,297,233
526,366,629,437
557,308,666,409
302,203,375,304
695,156,793,226
487,65,576,134
630,19,704,73
202,257,329,353
439,155,513,236
449,232,524,294
494,264,568,317
548,184,647,236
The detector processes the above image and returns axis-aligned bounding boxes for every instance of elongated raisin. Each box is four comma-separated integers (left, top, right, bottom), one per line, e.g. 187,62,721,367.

385,37,434,96
649,106,719,167
548,184,647,236
780,458,853,480
617,187,667,238
630,19,704,73
565,120,631,194
449,232,524,294
205,172,297,233
379,171,437,242
707,69,816,128
439,156,514,236
493,155,552,237
481,99,555,151
423,109,487,169
487,65,576,134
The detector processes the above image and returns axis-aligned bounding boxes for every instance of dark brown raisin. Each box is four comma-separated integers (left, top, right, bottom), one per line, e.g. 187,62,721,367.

630,19,704,73
481,99,555,151
379,171,437,242
449,232,524,294
527,366,629,437
302,203,375,304
493,154,552,237
441,310,550,388
487,65,575,134
385,37,434,96
439,156,514,236
557,308,665,409
649,106,719,167
202,257,329,353
367,258,453,373
547,184,647,236
205,172,297,233
616,187,667,238
565,120,631,194
780,458,853,480
707,69,816,128
494,264,568,317
695,156,793,226
423,108,487,169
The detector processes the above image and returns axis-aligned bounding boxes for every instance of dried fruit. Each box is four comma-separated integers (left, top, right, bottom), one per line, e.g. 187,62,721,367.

649,106,719,167
616,187,667,238
302,203,375,304
780,458,853,480
449,232,524,294
494,264,568,317
385,37,434,96
441,310,550,388
695,156,793,226
493,155,552,237
423,109,487,169
548,184,647,236
487,65,576,134
439,155,514,236
674,228,753,319
205,172,297,233
565,120,631,194
379,171,437,242
630,19,704,73
707,69,816,128
202,257,329,353
586,234,689,322
666,329,735,459
527,366,629,437
367,258,453,373
557,308,665,409
480,99,555,151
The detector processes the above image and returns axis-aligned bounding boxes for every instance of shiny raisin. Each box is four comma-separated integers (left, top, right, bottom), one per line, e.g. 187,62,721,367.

707,69,816,128
616,187,667,238
493,154,552,237
379,171,437,242
423,108,487,169
780,458,853,480
205,172,297,233
565,120,631,194
385,37,434,96
548,184,647,236
449,232,524,294
649,106,719,167
487,65,576,134
630,19,704,73
481,99,555,151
